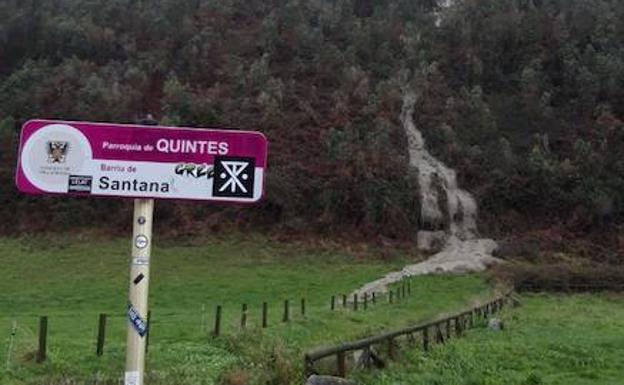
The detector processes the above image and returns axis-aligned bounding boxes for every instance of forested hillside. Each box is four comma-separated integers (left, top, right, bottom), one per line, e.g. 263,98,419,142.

1,0,623,257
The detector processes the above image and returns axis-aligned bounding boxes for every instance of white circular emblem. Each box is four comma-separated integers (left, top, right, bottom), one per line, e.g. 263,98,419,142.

21,124,92,193
135,235,149,249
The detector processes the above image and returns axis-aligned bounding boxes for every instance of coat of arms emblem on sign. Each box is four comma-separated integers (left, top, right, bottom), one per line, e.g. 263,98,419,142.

46,141,69,163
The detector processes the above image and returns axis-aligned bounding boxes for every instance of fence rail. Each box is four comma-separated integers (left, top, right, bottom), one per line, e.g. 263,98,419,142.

304,290,513,378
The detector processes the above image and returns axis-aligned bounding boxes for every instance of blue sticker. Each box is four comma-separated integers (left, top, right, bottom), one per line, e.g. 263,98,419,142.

128,304,148,337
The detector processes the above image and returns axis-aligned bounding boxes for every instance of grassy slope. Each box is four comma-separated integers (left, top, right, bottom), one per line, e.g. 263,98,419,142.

0,235,494,385
356,294,624,385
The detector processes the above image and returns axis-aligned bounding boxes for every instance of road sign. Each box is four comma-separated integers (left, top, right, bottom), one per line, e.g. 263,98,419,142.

15,120,268,203
15,118,268,385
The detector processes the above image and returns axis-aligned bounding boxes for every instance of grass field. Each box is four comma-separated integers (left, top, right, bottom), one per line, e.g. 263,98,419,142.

355,293,624,385
0,235,495,385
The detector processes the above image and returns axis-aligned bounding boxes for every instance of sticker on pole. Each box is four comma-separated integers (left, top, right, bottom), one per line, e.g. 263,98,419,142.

125,371,140,385
15,120,268,203
127,305,148,337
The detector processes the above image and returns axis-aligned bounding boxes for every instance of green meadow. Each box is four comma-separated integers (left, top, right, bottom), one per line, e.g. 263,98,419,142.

356,294,624,385
3,236,619,385
0,235,493,385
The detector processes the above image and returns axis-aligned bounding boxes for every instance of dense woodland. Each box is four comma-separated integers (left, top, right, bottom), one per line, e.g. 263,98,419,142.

1,0,623,258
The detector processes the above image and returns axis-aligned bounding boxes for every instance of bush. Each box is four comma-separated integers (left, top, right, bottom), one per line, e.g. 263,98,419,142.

491,262,624,292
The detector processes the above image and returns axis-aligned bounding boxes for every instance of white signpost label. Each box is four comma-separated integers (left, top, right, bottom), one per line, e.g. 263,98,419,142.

15,120,268,385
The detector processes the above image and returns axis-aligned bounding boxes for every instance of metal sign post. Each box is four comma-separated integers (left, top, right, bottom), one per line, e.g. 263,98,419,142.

125,198,154,385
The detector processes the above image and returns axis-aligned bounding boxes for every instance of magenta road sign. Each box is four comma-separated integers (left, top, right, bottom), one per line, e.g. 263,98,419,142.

15,120,268,203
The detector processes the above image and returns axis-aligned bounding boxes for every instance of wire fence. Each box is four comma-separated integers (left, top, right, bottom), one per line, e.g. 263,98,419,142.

1,278,418,367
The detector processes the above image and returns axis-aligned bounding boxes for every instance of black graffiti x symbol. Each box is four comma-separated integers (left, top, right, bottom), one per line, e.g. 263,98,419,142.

219,161,250,194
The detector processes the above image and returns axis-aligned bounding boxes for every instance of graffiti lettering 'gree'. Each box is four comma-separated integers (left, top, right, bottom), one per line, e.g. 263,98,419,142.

98,176,170,192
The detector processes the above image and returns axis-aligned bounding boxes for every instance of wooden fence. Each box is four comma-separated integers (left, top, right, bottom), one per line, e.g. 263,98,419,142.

304,291,513,378
27,278,417,362
23,282,614,369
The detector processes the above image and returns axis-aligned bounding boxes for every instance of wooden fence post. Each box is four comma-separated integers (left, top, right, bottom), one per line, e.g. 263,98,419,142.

241,304,247,329
331,296,335,311
389,290,394,304
36,316,47,363
213,305,222,336
301,298,306,317
372,292,376,304
96,313,107,356
435,323,444,344
342,294,347,308
262,302,268,328
337,351,346,377
145,310,151,353
446,318,451,339
353,294,358,311
304,354,315,378
283,300,289,322
361,346,372,369
363,293,368,310
387,338,395,360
